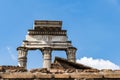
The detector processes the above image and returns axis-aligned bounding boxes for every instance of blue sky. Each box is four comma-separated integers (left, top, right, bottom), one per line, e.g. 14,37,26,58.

0,0,120,69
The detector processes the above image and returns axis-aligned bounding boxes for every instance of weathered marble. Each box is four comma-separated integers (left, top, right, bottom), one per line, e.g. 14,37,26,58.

17,20,77,69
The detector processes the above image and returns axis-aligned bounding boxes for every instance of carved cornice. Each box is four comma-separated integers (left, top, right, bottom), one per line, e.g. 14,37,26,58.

28,30,66,35
34,20,62,28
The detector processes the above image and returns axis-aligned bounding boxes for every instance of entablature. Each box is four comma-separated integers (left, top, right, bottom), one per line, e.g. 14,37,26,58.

21,41,72,50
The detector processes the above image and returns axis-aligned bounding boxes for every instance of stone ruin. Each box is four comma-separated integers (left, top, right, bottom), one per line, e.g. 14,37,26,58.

17,20,77,69
0,20,120,80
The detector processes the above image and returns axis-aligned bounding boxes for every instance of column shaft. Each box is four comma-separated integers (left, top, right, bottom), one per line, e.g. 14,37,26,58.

17,47,28,68
66,47,77,62
41,47,52,69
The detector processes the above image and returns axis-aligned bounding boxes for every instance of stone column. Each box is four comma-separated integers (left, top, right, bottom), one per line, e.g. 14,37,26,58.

41,47,52,69
17,47,28,68
66,47,77,63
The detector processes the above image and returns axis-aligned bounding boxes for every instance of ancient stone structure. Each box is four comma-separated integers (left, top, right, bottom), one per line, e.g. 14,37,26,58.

0,20,120,80
17,20,77,69
1,58,120,80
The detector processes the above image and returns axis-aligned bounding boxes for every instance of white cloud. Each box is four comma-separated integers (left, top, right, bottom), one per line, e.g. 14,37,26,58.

6,47,17,61
77,57,120,70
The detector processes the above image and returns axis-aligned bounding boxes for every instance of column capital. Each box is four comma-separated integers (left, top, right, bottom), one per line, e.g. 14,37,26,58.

41,47,52,50
41,47,52,54
17,46,28,52
66,47,77,53
66,47,77,50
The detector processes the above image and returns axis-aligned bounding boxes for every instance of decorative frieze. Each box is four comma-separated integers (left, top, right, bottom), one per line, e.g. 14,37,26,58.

26,35,67,41
28,30,66,35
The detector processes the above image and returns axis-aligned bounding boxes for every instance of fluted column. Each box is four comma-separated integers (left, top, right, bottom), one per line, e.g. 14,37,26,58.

41,47,52,69
17,47,28,68
66,47,77,63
